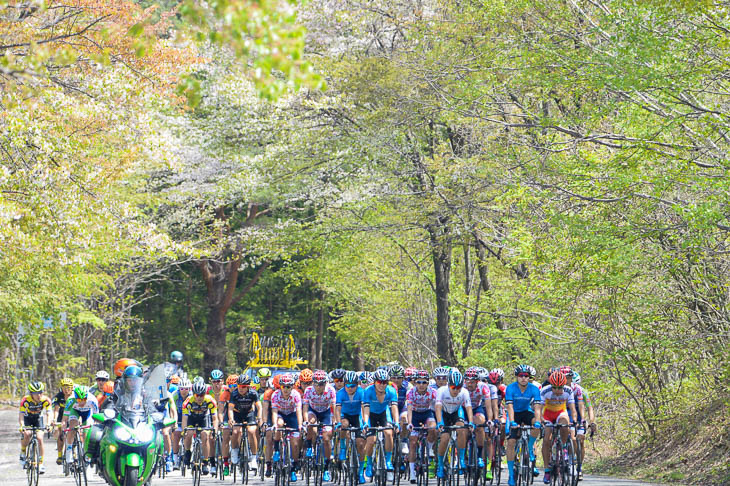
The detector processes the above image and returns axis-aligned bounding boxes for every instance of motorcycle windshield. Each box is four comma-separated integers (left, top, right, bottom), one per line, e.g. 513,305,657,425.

117,376,148,426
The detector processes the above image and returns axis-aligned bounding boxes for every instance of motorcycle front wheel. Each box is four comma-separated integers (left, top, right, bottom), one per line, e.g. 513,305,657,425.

124,466,139,486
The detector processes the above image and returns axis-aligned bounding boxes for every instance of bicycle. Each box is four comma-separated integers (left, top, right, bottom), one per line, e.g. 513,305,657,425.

64,424,91,486
340,426,362,486
545,423,575,486
215,426,227,480
304,422,328,486
177,431,187,477
488,423,503,486
411,427,433,486
367,425,395,486
185,426,215,486
231,421,256,484
22,425,47,486
510,425,538,486
437,424,470,486
273,427,297,486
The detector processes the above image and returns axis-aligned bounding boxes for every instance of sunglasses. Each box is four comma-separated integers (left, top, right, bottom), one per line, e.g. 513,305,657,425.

517,373,530,378
281,385,292,389
75,398,87,402
415,380,428,385
376,380,389,385
346,383,358,388
195,393,205,397
449,385,462,390
315,381,326,386
333,379,343,383
211,380,223,384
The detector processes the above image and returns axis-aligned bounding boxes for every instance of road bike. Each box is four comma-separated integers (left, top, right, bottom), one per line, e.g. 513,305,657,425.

22,425,48,486
410,427,433,486
436,424,470,486
64,424,91,486
185,426,215,486
340,426,362,486
273,427,298,486
368,425,396,486
488,423,503,486
510,425,538,486
545,423,575,486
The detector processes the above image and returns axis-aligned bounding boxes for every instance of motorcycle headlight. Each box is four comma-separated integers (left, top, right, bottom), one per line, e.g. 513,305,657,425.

135,424,154,443
114,427,132,442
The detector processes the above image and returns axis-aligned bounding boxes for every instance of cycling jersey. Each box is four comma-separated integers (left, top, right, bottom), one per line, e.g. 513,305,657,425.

505,382,542,413
336,387,364,417
226,388,259,414
434,386,471,414
466,382,491,409
64,395,100,416
271,389,302,415
405,387,436,413
540,386,574,416
391,382,411,413
182,395,217,416
362,385,397,414
52,391,71,422
172,390,189,421
303,384,336,413
19,395,51,416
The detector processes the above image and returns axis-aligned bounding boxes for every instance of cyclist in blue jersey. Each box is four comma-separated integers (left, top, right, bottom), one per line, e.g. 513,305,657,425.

335,371,367,484
362,369,399,482
504,365,543,486
388,365,412,453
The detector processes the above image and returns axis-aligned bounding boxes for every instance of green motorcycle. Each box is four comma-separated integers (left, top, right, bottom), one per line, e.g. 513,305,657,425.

86,366,175,486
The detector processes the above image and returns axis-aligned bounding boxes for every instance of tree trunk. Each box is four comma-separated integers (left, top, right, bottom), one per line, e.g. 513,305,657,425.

314,302,324,369
428,218,457,366
353,345,364,371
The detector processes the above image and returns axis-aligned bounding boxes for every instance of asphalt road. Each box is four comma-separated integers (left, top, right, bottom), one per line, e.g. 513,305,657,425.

0,411,673,486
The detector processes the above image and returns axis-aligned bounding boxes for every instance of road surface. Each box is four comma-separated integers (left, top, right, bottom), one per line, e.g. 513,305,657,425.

0,411,675,486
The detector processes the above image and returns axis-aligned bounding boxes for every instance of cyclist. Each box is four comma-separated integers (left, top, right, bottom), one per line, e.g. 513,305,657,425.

362,368,399,481
19,382,52,473
170,350,184,375
63,386,99,465
569,371,594,481
216,373,238,475
151,379,178,473
257,367,272,385
405,369,437,484
182,381,218,475
388,364,412,453
227,374,262,473
52,378,74,465
298,368,313,396
434,369,473,479
208,369,228,476
89,370,110,402
505,364,542,486
303,369,337,482
358,371,370,390
540,370,576,484
330,368,346,392
335,370,366,484
464,367,493,471
430,367,449,394
171,378,192,469
271,373,304,483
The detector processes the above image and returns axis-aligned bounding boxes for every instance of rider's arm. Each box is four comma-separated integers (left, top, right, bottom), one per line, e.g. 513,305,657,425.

296,403,303,431
465,405,474,424
334,403,342,424
491,397,499,423
506,403,515,424
434,402,443,425
18,410,24,428
568,401,577,423
390,402,399,426
406,403,413,426
361,402,370,426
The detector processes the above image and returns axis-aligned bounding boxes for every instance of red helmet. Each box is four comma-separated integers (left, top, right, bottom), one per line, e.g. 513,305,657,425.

113,358,138,378
487,371,501,385
559,366,573,377
464,367,479,380
299,369,313,383
417,369,430,380
272,374,281,390
226,375,238,385
279,374,295,387
405,367,418,380
313,370,328,384
549,371,567,387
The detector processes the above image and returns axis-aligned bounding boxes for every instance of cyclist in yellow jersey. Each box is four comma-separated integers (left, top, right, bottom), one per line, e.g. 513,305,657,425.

19,382,52,473
182,381,219,476
52,378,74,464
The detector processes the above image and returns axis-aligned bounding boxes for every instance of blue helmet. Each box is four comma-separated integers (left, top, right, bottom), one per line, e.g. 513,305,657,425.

345,371,358,384
170,351,183,362
448,369,464,387
211,369,224,380
373,369,389,382
124,365,143,378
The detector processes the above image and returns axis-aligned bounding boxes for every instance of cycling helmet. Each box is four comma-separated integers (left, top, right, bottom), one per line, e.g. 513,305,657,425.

477,368,489,381
405,367,417,380
299,369,313,383
464,367,479,380
95,370,110,380
493,368,505,380
433,367,449,378
313,370,328,384
28,381,44,393
373,369,389,382
226,374,238,385
192,382,208,395
549,371,567,387
344,371,359,384
514,364,531,376
279,374,295,387
170,375,181,384
60,378,74,388
559,366,573,377
331,368,346,380
102,381,115,395
193,375,205,384
358,371,369,382
416,369,430,380
258,367,272,379
210,369,224,380
237,374,251,386
487,371,500,385
269,376,277,389
113,358,137,378
572,372,581,384
389,364,405,378
252,375,260,385
179,379,192,389
528,366,537,378
448,370,464,387
547,367,559,377
73,386,88,400
170,350,183,363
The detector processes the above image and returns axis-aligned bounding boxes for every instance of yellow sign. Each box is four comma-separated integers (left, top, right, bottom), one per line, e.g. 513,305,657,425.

246,332,308,369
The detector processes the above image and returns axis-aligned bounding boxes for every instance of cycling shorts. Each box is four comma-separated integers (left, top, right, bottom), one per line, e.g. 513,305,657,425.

187,415,210,429
543,409,568,425
233,409,257,426
442,408,465,428
307,408,332,428
23,415,44,428
473,406,486,418
508,410,535,439
410,410,435,435
366,411,391,437
277,412,300,438
67,409,91,424
342,414,363,438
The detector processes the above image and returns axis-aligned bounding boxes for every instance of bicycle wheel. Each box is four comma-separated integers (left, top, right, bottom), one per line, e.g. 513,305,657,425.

572,439,582,486
316,439,325,486
75,438,88,486
349,438,359,486
242,436,250,485
283,439,292,486
193,441,202,486
27,438,39,486
491,434,501,486
521,438,532,486
216,434,224,480
563,441,575,486
417,437,428,486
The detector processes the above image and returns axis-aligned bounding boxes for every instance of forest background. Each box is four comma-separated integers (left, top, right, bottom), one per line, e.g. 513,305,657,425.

1,0,729,483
